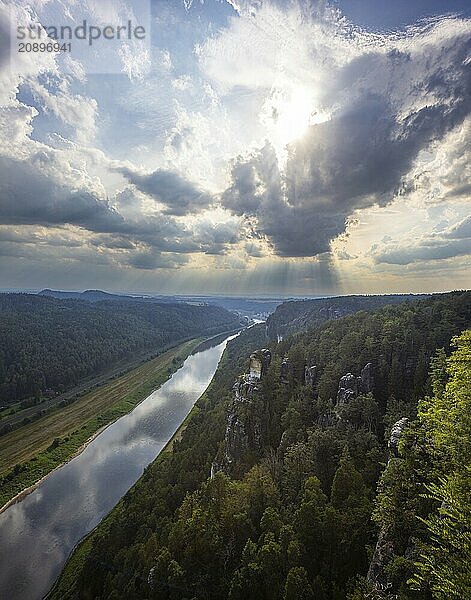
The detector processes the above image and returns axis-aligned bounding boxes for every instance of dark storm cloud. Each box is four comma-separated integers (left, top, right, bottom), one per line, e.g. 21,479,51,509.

0,156,240,259
222,141,351,256
222,26,471,257
127,251,189,270
117,166,212,215
222,148,275,215
0,156,126,233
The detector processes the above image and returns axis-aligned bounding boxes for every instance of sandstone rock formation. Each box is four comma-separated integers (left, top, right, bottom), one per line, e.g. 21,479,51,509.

304,365,317,387
212,349,271,476
280,357,292,384
388,417,409,457
366,531,395,591
249,349,271,380
336,362,374,405
360,362,374,394
337,373,359,404
367,416,410,593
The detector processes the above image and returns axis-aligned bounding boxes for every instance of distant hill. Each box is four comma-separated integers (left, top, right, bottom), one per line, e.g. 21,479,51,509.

188,296,283,317
38,289,285,317
0,293,241,404
38,289,147,302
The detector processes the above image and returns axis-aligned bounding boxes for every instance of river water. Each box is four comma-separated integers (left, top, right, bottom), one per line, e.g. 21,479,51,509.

0,333,237,600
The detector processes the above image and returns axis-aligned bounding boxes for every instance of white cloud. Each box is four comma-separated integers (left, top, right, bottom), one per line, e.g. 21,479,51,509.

0,0,470,292
205,2,471,257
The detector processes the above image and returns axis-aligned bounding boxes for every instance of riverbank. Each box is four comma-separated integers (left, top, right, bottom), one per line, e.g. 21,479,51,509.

48,345,231,600
0,338,202,511
48,325,265,600
0,423,110,515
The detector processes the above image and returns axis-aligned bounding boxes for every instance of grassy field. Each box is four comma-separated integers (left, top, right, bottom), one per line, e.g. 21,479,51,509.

0,338,201,509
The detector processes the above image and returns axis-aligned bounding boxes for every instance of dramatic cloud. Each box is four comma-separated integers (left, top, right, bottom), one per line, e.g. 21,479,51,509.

222,141,350,256
0,156,122,230
373,238,471,265
117,166,213,215
218,7,471,256
0,0,470,292
0,155,240,260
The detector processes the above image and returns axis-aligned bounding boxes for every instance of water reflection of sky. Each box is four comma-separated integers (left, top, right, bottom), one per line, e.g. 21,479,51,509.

0,335,237,600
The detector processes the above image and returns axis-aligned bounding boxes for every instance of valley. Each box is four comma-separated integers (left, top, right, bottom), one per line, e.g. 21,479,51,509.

49,291,471,600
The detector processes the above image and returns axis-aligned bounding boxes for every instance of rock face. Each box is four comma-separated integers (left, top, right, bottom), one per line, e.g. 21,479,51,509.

366,531,395,590
280,358,292,384
388,417,409,457
360,362,374,394
226,376,263,458
147,567,156,587
367,416,410,592
281,360,317,386
304,365,317,387
337,373,359,404
336,362,374,405
249,349,271,380
212,349,271,476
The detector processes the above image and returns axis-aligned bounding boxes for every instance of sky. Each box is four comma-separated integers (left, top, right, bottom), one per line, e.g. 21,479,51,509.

0,0,470,296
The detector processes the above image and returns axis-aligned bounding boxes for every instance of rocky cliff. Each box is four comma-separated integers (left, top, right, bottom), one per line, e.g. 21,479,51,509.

214,352,377,477
212,349,271,476
336,363,374,404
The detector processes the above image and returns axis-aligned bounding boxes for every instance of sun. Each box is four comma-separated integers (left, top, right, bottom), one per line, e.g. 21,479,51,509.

260,85,330,164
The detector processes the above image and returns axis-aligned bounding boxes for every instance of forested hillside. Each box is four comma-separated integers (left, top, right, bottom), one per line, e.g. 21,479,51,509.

53,291,471,600
366,329,471,600
0,294,240,405
266,293,429,340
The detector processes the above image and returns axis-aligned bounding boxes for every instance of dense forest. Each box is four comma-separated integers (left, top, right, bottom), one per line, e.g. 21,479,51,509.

266,293,430,340
0,294,240,405
53,291,471,600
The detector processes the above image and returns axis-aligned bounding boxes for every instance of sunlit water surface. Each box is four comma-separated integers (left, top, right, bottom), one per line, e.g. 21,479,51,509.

0,334,237,600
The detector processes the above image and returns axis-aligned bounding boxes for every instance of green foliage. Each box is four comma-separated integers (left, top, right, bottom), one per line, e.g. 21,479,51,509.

52,293,471,600
284,566,315,600
371,329,471,600
337,393,381,433
412,475,471,599
410,331,471,599
418,331,471,466
0,293,239,405
266,294,430,340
